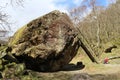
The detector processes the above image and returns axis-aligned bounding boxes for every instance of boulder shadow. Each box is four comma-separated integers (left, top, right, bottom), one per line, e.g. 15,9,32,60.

61,62,85,71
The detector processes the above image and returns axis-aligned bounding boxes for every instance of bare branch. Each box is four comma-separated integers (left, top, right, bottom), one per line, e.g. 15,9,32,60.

0,0,24,37
10,0,24,7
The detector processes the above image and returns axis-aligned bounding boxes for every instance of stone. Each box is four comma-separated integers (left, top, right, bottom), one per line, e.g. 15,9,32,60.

104,45,117,53
8,10,80,71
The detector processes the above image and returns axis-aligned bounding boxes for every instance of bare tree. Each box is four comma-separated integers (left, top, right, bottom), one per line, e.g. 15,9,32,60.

69,0,118,56
0,5,10,37
10,0,24,6
69,0,120,57
0,0,24,37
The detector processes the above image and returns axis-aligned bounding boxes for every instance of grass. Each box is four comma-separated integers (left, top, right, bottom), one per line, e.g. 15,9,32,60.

70,45,120,73
68,45,120,80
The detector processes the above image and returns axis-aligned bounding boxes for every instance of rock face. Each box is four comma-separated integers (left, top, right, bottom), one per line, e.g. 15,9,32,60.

9,10,80,71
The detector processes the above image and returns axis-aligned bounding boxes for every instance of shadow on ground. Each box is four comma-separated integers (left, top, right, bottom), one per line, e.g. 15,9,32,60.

61,62,85,71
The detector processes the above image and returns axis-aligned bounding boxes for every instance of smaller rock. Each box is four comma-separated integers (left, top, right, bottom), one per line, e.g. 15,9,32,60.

105,45,117,53
76,62,85,69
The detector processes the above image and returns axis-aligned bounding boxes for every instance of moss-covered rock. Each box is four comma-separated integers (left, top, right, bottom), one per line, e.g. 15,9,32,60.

8,10,80,72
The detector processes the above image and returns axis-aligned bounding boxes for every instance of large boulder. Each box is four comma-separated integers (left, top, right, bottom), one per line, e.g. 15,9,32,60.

9,10,80,71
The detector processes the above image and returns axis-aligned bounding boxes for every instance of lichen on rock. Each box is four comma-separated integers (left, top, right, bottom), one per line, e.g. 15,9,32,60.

8,10,80,72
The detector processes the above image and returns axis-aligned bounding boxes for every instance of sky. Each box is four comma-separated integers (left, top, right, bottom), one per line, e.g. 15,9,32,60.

0,0,111,35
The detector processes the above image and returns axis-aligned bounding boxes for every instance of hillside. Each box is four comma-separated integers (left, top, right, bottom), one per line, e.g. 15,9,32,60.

75,0,120,57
